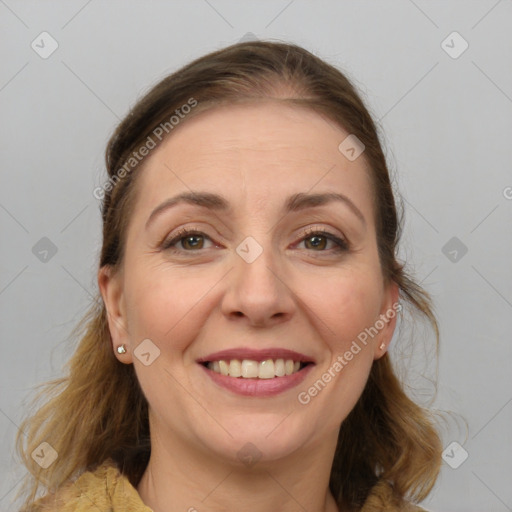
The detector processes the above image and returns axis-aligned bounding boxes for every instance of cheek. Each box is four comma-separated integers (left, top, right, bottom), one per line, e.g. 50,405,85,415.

299,269,383,349
297,274,379,427
124,266,210,350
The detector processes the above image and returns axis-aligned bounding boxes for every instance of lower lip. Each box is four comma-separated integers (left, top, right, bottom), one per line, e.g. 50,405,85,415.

199,363,314,397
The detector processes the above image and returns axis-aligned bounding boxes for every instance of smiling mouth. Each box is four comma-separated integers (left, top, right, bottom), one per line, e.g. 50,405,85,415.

201,359,312,379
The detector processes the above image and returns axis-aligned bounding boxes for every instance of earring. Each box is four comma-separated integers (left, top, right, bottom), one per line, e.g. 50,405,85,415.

116,344,127,354
379,343,386,350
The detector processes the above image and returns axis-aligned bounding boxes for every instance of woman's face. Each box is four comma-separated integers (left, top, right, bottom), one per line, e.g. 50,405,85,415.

100,101,398,465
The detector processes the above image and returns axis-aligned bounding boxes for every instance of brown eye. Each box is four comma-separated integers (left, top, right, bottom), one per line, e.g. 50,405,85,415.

162,229,213,252
298,230,348,253
181,234,205,250
304,234,328,250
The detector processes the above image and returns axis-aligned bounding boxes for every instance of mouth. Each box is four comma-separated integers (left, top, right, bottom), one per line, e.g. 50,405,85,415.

197,348,315,397
201,359,312,379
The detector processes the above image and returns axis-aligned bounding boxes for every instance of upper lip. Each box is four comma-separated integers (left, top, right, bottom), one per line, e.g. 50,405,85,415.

197,348,315,364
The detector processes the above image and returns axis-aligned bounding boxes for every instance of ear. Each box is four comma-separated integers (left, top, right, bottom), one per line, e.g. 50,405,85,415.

373,280,400,360
98,265,133,364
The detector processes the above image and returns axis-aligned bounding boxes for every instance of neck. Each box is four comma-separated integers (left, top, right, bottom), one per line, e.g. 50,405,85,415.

137,426,340,512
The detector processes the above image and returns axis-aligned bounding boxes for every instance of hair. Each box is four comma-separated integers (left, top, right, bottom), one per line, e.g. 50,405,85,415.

15,40,442,511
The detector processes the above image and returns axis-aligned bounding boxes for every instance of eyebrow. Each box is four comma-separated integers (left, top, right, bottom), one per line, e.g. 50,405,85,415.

145,191,366,229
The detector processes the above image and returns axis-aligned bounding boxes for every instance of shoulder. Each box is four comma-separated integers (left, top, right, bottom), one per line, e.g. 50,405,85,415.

360,479,429,511
30,459,152,512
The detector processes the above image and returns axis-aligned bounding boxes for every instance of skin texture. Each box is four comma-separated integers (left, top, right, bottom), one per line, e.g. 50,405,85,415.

99,101,399,512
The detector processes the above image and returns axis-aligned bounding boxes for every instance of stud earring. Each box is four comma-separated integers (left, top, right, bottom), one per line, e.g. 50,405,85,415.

379,343,386,350
116,344,127,354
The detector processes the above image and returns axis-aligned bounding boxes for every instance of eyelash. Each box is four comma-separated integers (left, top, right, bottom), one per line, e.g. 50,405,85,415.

161,226,349,255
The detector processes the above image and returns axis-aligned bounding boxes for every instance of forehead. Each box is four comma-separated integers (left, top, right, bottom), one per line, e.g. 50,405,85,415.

133,101,374,221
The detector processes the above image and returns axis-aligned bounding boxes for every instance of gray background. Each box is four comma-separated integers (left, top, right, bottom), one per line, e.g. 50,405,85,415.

1,1,511,511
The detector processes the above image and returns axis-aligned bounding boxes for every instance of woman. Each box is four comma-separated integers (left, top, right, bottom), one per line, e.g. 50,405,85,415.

16,40,442,512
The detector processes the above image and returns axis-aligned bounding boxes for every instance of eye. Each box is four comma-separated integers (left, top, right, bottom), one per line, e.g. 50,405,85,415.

161,227,349,255
162,228,214,252
296,228,348,253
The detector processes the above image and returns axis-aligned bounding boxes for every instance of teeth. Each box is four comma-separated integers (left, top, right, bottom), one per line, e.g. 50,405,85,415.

229,359,242,377
274,358,285,377
241,359,259,378
219,360,229,376
258,359,275,379
207,358,305,378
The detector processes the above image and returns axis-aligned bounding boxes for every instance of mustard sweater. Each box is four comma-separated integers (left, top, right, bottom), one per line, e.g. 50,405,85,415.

31,459,427,512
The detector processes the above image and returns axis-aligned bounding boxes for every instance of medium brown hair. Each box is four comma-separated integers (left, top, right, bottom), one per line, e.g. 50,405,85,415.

15,40,442,511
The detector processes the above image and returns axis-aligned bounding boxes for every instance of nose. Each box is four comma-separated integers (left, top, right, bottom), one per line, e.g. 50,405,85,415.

221,243,295,328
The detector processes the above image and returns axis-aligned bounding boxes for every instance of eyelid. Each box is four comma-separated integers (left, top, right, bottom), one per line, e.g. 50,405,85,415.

300,225,347,242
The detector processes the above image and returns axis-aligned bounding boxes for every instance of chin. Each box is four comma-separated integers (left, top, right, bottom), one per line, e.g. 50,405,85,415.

198,412,318,466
